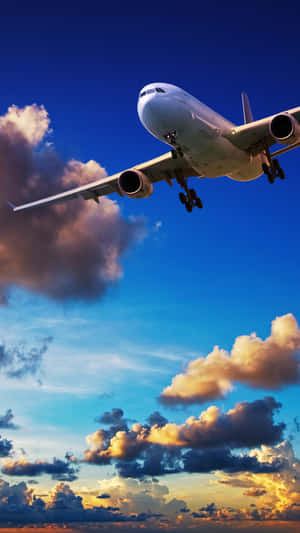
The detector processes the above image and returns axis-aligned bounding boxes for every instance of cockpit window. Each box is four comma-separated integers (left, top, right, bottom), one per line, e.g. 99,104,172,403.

139,87,166,98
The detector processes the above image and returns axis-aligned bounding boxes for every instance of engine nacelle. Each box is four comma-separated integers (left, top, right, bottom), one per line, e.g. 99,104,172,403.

269,113,300,145
118,169,153,199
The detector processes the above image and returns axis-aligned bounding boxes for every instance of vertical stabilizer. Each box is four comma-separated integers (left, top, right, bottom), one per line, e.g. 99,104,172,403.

241,92,254,124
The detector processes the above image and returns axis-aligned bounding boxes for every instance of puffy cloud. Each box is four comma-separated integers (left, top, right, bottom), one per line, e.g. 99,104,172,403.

97,408,125,425
147,397,284,449
0,436,13,457
95,476,187,520
0,479,155,525
0,104,50,146
1,455,79,481
115,444,182,478
0,337,52,380
216,440,300,520
84,398,285,477
0,103,144,303
147,411,168,427
160,314,300,405
0,409,18,429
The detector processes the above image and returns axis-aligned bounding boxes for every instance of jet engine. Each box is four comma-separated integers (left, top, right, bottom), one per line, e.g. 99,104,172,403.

269,113,300,145
118,169,153,198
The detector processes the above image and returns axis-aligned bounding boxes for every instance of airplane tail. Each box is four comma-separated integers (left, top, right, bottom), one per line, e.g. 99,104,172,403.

241,92,254,124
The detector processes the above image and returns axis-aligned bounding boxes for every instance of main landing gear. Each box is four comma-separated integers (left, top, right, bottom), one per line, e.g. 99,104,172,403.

262,145,286,184
177,177,203,213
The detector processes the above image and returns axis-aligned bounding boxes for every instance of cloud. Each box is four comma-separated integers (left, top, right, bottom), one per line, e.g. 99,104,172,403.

0,409,18,429
147,411,168,427
182,448,284,474
1,455,79,481
84,398,285,477
216,440,300,520
0,336,52,380
192,502,217,519
147,397,284,449
160,314,300,405
0,104,50,145
95,476,187,520
294,416,300,432
0,479,153,525
0,436,13,457
0,103,144,303
243,488,267,497
96,408,126,426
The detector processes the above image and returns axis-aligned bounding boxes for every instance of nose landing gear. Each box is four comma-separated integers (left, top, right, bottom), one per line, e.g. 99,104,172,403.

263,145,286,184
164,130,178,145
177,177,203,213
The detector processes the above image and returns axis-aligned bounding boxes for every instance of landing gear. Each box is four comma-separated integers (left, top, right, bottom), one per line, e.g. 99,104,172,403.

164,130,178,145
177,179,203,213
262,145,286,184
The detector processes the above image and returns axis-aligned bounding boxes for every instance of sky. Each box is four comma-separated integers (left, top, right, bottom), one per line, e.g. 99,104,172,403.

0,1,299,531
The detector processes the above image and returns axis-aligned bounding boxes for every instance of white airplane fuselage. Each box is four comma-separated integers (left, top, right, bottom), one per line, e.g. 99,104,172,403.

137,82,263,181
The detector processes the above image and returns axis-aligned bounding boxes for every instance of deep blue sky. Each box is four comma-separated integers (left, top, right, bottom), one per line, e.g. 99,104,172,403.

0,2,299,527
0,0,299,436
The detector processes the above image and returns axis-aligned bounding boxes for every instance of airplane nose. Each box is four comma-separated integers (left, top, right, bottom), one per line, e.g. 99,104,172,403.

138,95,158,131
138,92,188,141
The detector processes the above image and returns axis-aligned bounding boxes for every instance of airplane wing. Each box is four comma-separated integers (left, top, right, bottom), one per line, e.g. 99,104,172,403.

226,106,300,154
9,151,198,212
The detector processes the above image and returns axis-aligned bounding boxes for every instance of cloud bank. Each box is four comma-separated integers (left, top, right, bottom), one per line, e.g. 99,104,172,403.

0,479,154,525
84,398,285,478
0,103,144,303
160,314,300,405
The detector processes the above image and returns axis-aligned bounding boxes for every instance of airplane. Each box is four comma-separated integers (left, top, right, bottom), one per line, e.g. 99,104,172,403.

9,83,300,213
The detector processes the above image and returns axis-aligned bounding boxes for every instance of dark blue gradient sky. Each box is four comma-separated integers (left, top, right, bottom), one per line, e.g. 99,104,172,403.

0,2,299,529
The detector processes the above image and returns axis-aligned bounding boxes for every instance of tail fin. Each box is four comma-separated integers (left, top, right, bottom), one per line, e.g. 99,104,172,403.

241,92,254,124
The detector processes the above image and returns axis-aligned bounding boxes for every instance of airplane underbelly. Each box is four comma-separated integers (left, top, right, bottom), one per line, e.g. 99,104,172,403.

182,130,250,178
141,97,263,181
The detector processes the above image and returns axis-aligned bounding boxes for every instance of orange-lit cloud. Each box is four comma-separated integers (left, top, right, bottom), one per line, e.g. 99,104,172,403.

84,397,285,477
216,440,300,520
0,103,144,303
160,314,300,405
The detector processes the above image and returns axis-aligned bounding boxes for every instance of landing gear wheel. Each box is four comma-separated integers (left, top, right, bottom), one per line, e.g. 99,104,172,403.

190,189,197,201
179,192,186,204
262,163,270,174
263,146,287,184
176,175,204,212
